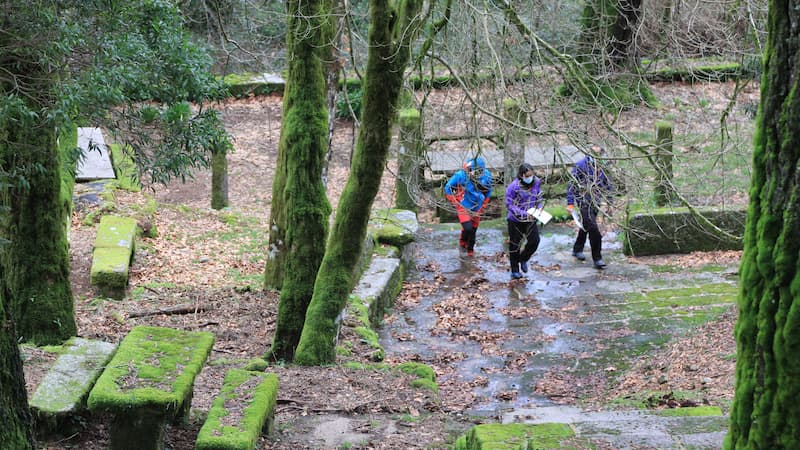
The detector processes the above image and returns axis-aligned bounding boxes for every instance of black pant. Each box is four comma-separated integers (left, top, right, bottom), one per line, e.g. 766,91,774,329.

573,203,602,262
460,220,478,251
508,220,540,272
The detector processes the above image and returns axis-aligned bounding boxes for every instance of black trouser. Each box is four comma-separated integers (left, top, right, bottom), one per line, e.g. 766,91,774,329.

459,219,478,251
508,220,540,272
573,203,602,262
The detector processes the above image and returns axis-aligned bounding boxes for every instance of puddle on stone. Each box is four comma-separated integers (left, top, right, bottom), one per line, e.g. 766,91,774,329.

381,221,739,417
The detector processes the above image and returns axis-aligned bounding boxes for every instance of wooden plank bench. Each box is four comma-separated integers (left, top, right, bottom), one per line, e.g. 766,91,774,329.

29,337,118,436
195,369,279,450
90,215,138,298
87,326,215,450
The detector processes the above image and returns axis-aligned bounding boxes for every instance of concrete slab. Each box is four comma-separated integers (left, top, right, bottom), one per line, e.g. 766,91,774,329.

427,145,584,174
76,127,115,181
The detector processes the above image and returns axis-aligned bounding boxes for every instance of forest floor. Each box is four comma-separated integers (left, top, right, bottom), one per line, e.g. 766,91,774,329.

22,81,751,449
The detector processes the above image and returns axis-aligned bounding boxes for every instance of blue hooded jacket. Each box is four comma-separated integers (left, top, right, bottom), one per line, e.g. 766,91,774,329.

444,156,493,212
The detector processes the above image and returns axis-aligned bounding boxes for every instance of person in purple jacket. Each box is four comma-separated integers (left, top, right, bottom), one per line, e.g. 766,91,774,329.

505,163,543,279
566,144,613,269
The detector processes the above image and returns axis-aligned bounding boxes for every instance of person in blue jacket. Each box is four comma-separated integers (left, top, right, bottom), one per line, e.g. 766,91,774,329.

505,163,543,279
444,156,493,256
566,144,613,269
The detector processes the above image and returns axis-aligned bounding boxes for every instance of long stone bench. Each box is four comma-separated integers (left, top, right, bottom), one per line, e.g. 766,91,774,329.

195,369,279,450
87,326,215,450
90,215,138,297
30,337,118,436
624,207,745,256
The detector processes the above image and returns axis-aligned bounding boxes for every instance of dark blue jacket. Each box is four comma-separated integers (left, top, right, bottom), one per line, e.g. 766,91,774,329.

567,155,612,206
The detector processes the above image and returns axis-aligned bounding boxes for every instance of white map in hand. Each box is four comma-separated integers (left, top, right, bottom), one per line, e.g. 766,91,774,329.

527,208,552,225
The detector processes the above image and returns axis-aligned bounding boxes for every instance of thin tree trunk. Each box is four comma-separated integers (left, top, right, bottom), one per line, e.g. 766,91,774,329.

293,0,423,365
726,0,800,447
266,0,333,361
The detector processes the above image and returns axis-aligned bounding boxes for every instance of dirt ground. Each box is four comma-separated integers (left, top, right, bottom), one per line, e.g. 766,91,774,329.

23,86,741,449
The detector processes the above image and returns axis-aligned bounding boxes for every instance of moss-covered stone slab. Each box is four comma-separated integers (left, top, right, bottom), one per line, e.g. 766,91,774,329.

90,247,131,288
368,208,419,246
454,423,575,449
352,257,403,327
624,208,745,256
195,369,279,450
30,337,118,435
87,326,215,450
90,215,138,295
222,72,285,98
95,215,137,249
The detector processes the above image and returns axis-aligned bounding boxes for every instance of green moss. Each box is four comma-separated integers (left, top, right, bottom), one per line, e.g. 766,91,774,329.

90,247,131,288
242,358,268,372
410,378,438,393
656,406,723,417
461,422,575,449
195,369,279,450
335,346,352,357
94,215,137,249
395,362,435,381
108,144,141,192
87,326,215,414
624,208,745,256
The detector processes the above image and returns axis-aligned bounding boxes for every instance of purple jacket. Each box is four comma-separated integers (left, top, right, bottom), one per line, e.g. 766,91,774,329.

505,177,543,222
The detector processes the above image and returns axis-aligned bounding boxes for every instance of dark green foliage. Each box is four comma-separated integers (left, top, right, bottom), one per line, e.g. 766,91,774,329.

335,88,363,120
726,1,800,447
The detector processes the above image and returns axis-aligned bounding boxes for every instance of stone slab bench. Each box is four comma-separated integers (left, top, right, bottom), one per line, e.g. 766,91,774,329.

623,207,745,256
90,215,138,296
30,337,118,436
87,326,215,450
195,369,279,450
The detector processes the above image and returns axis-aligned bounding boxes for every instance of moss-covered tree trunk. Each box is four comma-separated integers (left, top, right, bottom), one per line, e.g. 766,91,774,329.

0,284,34,449
266,0,333,361
293,0,423,365
395,109,422,211
726,0,800,447
579,0,641,71
210,142,229,210
0,120,77,345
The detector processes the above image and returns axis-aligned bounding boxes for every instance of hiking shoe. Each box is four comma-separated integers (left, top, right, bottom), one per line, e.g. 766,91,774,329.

520,261,529,273
510,271,523,280
467,250,475,257
593,259,607,269
572,251,586,261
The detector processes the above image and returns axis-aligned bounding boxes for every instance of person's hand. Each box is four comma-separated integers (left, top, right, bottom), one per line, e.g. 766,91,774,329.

566,204,574,212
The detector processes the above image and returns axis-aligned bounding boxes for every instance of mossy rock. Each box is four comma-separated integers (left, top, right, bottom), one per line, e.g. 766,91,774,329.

455,423,575,449
90,247,132,289
30,337,118,437
88,326,215,414
368,208,419,246
196,369,279,450
222,72,285,98
624,207,745,256
94,215,137,249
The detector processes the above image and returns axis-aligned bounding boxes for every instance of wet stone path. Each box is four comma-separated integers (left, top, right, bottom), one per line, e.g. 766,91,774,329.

380,221,737,448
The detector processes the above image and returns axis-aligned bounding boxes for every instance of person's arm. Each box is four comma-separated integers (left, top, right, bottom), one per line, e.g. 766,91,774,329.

505,182,526,219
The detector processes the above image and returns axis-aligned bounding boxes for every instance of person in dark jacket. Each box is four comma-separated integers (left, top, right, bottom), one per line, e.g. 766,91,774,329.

444,156,493,256
505,163,543,279
567,144,613,269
